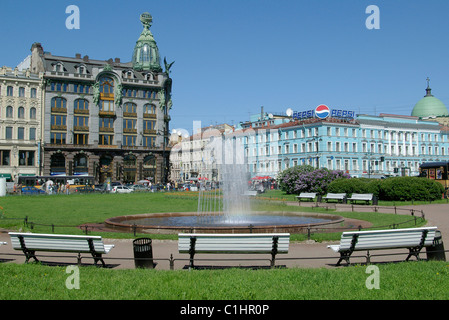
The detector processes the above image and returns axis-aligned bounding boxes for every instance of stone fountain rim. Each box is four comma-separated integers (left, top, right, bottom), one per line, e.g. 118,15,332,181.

104,211,345,232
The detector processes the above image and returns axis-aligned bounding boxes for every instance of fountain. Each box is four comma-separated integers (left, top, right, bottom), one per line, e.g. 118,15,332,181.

105,134,344,234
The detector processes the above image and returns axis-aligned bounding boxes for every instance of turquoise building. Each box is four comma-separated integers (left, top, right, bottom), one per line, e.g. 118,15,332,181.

236,92,449,179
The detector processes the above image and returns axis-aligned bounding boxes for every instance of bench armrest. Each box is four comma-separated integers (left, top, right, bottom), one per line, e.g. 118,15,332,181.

103,244,115,254
327,245,340,252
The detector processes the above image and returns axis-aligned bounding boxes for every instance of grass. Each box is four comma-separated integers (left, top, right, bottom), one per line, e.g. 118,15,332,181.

0,191,425,241
1,261,449,300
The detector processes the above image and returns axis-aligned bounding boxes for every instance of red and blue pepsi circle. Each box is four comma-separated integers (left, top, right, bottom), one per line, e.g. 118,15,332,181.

315,104,330,119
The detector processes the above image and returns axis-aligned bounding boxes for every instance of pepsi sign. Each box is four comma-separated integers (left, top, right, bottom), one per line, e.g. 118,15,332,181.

315,105,330,119
292,105,355,120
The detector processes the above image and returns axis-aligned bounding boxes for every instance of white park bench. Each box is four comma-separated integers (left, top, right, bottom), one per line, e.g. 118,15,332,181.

322,193,347,203
347,193,373,205
327,227,438,266
243,191,258,196
296,192,317,203
178,233,290,269
9,232,115,267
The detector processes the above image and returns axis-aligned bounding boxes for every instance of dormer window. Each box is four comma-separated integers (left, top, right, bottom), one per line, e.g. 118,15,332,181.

53,62,65,72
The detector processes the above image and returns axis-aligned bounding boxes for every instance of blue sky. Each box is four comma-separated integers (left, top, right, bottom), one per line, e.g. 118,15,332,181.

1,0,449,134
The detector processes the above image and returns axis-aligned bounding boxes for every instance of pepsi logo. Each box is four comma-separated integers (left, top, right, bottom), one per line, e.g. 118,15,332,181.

315,104,330,119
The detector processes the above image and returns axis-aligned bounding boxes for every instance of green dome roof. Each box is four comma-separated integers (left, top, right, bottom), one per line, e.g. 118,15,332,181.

411,84,448,118
132,13,162,72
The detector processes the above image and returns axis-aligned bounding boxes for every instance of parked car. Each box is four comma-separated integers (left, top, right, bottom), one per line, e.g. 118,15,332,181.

130,184,148,192
74,186,95,193
111,185,133,194
21,186,46,195
93,184,106,193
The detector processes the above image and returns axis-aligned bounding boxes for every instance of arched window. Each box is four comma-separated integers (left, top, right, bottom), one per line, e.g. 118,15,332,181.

74,99,89,112
30,107,36,119
18,107,25,119
51,97,67,110
6,106,13,118
140,44,151,63
143,104,156,115
100,77,114,95
123,102,137,114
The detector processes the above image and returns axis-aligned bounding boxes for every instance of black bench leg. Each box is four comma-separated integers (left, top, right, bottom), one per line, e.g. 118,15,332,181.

24,250,38,263
189,237,196,269
336,253,351,266
406,248,422,262
91,253,106,267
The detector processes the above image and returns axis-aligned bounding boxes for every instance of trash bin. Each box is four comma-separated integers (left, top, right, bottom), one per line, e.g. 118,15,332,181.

372,195,378,206
426,230,446,261
133,238,155,269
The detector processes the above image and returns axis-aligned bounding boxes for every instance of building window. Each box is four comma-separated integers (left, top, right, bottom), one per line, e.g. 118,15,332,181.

99,117,114,130
123,102,137,114
7,86,13,96
51,97,67,110
123,135,136,146
19,151,34,166
18,127,24,140
19,87,25,97
100,100,114,112
100,77,114,95
74,134,88,145
51,115,67,127
99,134,113,145
50,133,66,145
123,119,137,132
74,99,89,112
74,116,89,128
5,127,12,140
18,107,25,119
6,106,13,118
0,150,10,166
29,128,36,141
30,107,36,119
31,88,37,98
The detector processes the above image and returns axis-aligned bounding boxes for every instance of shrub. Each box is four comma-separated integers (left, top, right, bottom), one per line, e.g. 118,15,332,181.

327,176,444,201
378,176,444,201
327,177,381,197
277,165,350,195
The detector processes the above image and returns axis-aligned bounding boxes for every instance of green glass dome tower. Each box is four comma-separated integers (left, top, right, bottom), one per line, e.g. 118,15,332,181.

132,12,162,72
411,78,448,118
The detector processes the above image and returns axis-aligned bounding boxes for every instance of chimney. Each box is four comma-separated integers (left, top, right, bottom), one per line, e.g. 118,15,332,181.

114,57,121,63
75,53,81,59
83,55,89,62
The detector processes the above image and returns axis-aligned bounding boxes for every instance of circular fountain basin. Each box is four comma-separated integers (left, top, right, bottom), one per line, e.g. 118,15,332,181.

105,211,345,234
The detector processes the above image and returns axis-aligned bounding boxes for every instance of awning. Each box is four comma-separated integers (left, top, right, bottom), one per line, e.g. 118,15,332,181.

0,174,12,179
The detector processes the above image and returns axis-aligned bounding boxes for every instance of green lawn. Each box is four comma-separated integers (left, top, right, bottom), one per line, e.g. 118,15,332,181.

0,191,424,240
1,261,448,300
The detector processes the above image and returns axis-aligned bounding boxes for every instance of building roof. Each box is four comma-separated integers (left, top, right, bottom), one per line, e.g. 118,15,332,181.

411,81,448,118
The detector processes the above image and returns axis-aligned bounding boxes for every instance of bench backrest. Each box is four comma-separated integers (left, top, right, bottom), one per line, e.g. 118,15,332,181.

350,193,373,200
9,232,108,254
298,193,316,197
325,193,346,198
178,233,290,254
337,227,437,252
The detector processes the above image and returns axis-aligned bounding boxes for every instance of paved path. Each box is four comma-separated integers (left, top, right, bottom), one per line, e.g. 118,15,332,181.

1,202,447,270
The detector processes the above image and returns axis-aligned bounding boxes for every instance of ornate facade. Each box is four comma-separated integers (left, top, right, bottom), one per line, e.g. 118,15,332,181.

0,66,43,181
28,13,173,184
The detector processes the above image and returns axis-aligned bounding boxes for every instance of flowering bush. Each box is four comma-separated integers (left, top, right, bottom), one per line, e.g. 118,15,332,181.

277,165,350,195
